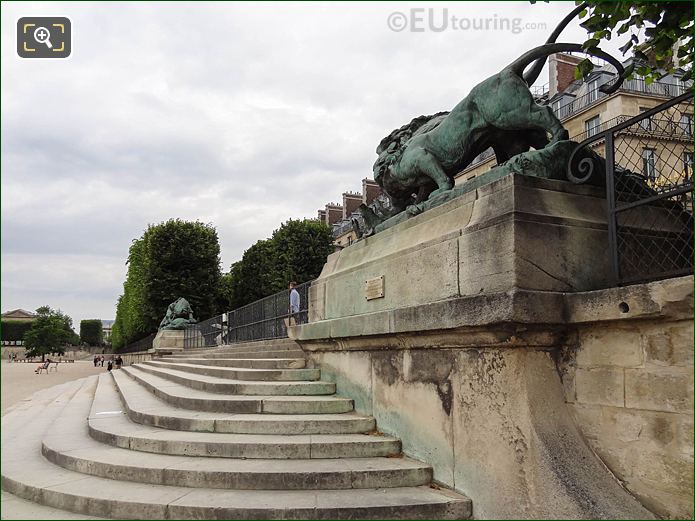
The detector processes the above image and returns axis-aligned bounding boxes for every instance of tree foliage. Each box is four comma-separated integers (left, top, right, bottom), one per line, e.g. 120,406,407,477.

80,319,103,346
574,1,693,82
23,306,78,360
112,219,222,350
0,320,33,342
219,219,333,310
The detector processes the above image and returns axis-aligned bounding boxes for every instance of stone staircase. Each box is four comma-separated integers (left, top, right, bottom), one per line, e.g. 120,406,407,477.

1,339,472,519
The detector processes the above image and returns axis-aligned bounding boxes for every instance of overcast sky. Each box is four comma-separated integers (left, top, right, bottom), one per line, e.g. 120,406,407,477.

1,1,624,329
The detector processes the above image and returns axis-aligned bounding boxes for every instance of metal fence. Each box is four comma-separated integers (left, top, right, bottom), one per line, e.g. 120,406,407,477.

568,89,694,285
117,333,156,354
184,281,312,348
555,80,686,121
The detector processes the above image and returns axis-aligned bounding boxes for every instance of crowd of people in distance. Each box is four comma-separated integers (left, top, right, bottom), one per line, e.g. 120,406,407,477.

94,355,123,372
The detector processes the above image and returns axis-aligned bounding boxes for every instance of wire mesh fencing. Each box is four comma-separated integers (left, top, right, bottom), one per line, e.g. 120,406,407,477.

569,89,693,285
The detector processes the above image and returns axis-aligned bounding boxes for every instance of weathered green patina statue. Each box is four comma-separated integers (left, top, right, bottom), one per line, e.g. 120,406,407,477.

159,297,197,330
370,43,627,222
358,4,632,235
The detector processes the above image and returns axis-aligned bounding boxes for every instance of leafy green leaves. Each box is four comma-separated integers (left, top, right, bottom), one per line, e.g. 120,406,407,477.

221,219,333,309
112,219,222,349
80,319,103,346
572,1,693,82
24,306,78,359
0,320,33,342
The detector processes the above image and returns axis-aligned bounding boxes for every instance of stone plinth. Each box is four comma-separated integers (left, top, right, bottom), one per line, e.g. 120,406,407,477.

151,330,185,352
300,173,612,340
288,171,693,519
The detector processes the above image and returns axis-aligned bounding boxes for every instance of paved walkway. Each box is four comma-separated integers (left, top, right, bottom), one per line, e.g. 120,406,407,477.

1,360,108,519
1,360,105,414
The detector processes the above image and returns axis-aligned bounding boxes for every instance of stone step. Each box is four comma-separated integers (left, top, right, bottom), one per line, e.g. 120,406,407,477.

141,360,319,381
181,339,300,354
121,366,354,414
167,348,306,360
2,378,472,519
216,340,301,351
44,374,418,487
112,369,374,434
93,374,398,459
133,362,333,395
158,357,307,369
181,340,300,352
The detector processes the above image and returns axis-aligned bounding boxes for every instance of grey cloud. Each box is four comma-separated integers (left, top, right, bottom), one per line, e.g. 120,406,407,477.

2,1,615,322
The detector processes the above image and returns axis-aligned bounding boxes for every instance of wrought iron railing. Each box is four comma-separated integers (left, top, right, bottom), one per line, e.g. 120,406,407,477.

555,81,686,121
571,113,694,143
568,89,694,286
117,333,156,354
184,281,312,348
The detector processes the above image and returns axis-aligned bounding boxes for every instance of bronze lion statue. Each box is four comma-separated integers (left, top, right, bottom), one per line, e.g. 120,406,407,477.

370,42,628,221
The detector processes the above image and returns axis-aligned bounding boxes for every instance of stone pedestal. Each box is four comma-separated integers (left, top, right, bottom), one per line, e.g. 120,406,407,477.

288,173,693,519
299,174,611,341
151,330,185,354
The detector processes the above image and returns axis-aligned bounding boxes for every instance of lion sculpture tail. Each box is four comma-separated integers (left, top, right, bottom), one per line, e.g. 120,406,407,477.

522,2,587,86
508,42,630,94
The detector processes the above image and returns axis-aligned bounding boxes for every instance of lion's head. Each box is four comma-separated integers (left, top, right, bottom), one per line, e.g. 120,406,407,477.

372,111,449,187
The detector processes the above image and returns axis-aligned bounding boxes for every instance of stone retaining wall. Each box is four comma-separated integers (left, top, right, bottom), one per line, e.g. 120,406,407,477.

297,276,693,519
559,317,693,518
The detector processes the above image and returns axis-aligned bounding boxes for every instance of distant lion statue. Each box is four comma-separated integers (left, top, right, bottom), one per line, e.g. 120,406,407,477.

159,297,197,330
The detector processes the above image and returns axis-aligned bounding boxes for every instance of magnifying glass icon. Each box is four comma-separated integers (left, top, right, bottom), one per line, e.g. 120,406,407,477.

33,26,53,49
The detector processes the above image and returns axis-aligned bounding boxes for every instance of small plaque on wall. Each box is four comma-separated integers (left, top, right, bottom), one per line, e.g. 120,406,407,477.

365,276,385,300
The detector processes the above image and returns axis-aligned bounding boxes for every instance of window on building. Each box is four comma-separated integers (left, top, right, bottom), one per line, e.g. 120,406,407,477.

585,115,601,137
639,107,652,131
587,79,599,103
680,114,693,137
684,151,694,181
642,148,657,181
552,100,561,116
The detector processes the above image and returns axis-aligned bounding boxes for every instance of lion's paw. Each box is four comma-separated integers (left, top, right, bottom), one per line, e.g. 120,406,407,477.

406,204,424,216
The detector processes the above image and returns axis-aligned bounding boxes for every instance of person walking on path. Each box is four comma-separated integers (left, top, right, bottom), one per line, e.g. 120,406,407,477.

289,281,300,325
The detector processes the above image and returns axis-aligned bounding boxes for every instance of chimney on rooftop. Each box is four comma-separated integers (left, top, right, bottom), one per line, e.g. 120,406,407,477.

549,53,584,98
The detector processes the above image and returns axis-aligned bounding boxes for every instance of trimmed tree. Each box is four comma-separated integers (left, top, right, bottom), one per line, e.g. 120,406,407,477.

80,319,103,346
219,219,333,309
142,219,222,330
0,321,33,343
113,219,222,349
270,219,333,291
230,239,276,307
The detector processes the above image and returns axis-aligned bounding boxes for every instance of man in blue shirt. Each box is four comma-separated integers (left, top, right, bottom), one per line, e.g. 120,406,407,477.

289,281,300,324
